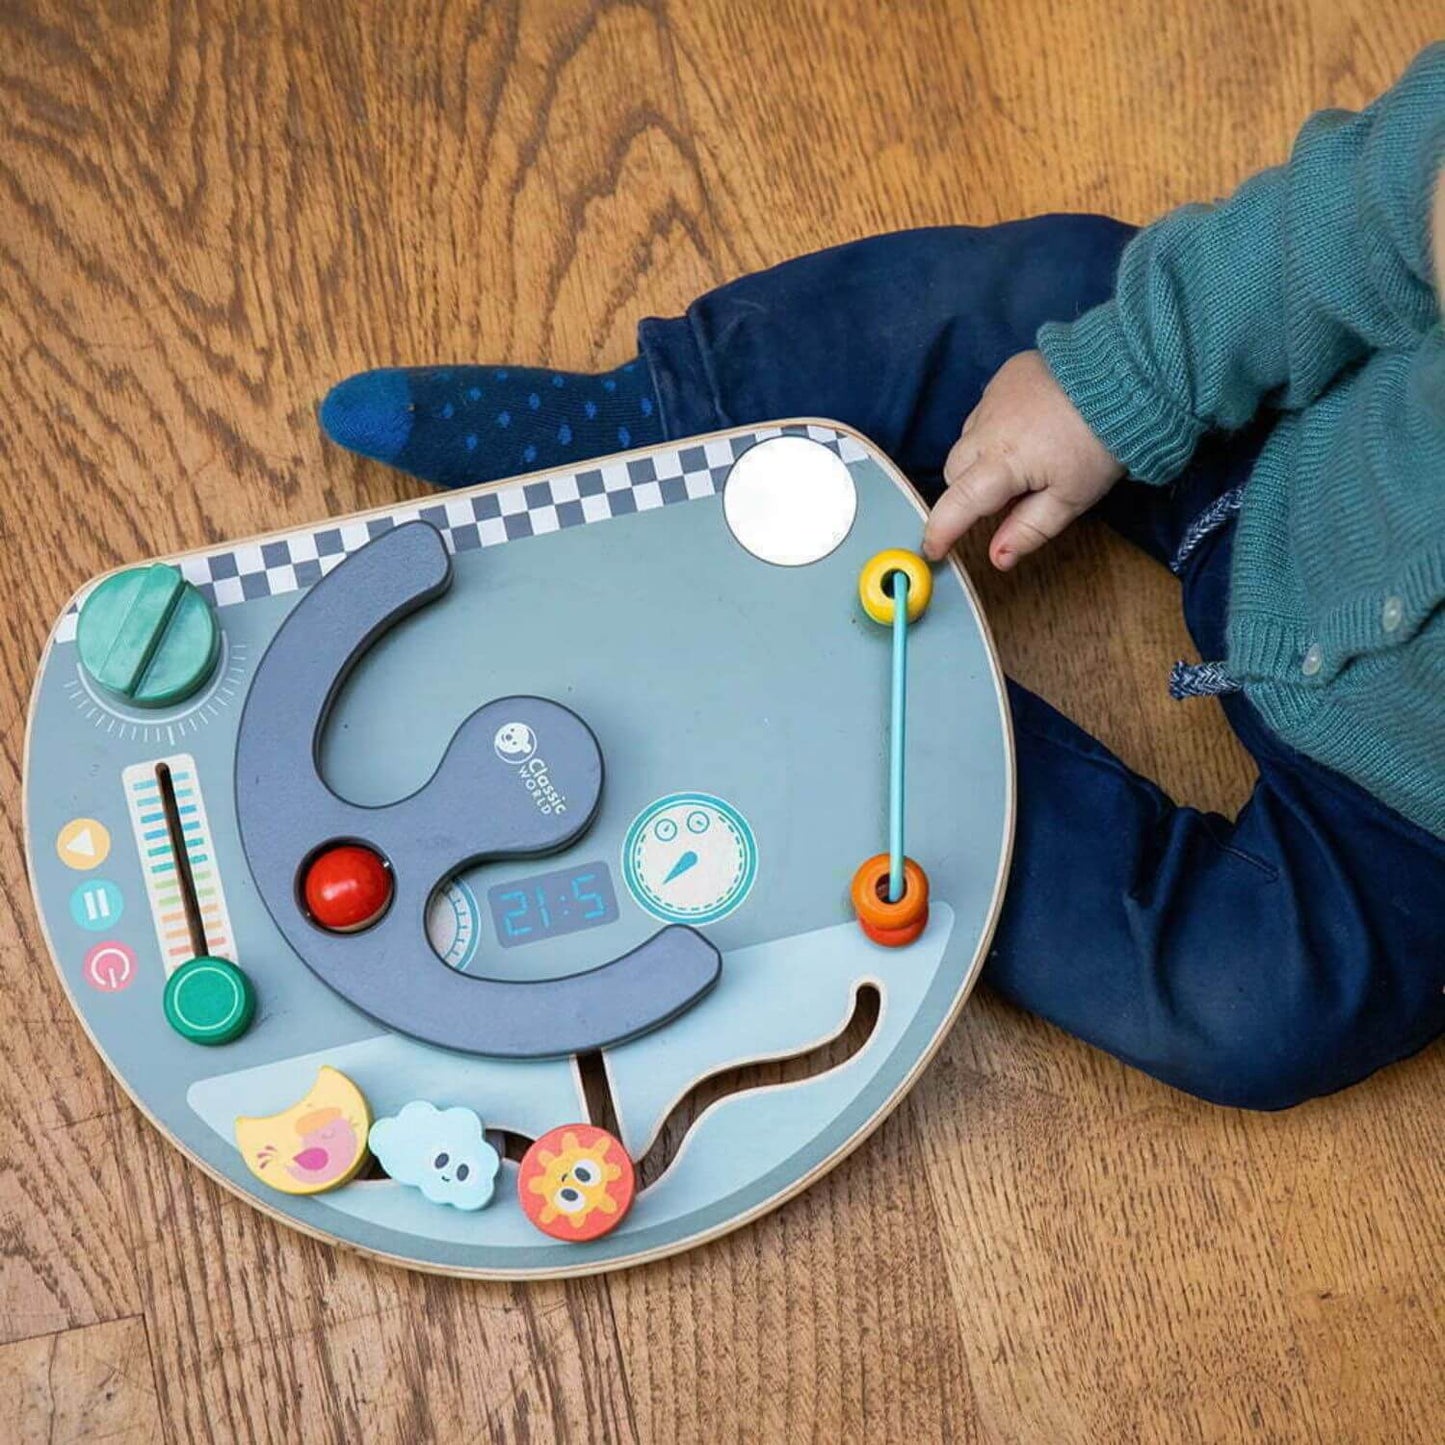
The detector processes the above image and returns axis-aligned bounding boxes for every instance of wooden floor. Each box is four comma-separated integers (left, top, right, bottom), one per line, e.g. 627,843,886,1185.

2,2,1442,1441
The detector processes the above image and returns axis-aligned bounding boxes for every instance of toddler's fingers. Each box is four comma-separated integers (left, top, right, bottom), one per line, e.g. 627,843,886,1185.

942,428,981,487
989,490,1083,570
922,456,1021,560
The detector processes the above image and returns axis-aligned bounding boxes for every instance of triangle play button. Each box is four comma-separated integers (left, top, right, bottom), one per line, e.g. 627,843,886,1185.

57,818,111,870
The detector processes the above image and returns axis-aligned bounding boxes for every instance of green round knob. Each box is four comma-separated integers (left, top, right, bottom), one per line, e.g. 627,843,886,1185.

164,956,256,1045
77,564,219,707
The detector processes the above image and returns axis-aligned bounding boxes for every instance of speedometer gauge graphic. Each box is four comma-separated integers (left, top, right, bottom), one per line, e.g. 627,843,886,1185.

622,793,757,926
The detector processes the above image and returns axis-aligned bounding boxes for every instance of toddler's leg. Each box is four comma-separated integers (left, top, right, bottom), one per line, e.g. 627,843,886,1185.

640,215,1135,490
992,514,1445,1108
996,680,1445,1108
319,216,1136,490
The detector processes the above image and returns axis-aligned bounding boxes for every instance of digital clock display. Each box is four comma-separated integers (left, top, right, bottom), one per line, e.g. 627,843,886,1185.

486,862,620,949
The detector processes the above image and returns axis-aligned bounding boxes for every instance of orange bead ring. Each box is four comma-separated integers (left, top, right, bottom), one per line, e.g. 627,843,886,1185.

850,853,929,948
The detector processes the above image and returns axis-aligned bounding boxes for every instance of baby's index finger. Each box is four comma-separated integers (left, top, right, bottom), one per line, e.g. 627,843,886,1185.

921,457,1020,560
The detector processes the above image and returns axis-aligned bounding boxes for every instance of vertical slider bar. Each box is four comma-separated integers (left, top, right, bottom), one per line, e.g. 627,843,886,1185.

122,753,239,975
155,761,209,959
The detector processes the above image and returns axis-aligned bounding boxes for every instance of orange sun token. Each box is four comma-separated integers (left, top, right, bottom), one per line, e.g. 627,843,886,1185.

517,1123,636,1242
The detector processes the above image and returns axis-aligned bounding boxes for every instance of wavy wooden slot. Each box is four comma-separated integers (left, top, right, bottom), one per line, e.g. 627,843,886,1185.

635,983,882,1191
354,987,883,1190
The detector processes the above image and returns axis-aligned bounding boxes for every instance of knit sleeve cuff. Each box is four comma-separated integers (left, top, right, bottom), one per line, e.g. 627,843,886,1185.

1036,303,1205,485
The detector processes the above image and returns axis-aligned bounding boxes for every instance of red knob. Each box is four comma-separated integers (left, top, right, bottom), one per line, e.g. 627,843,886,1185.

303,844,393,933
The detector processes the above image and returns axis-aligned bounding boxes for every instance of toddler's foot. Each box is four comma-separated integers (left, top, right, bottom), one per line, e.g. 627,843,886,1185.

319,360,662,488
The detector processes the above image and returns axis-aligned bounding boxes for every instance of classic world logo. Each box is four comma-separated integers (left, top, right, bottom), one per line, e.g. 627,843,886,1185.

493,722,568,815
493,722,537,763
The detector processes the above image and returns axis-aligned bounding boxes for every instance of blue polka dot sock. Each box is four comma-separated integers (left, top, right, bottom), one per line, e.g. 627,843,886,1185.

319,360,662,489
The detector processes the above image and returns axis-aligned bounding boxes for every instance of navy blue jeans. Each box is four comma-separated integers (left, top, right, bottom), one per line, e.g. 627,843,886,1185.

638,216,1445,1110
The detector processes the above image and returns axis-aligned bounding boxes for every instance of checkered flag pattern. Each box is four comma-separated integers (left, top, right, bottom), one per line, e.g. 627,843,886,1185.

55,424,870,642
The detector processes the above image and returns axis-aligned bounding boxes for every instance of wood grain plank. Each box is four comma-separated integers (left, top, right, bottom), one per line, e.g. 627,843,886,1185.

918,999,1445,1443
0,1104,143,1347
609,1104,980,1444
1,1316,164,1445
1258,1058,1445,1444
916,1009,1322,1442
114,1105,639,1445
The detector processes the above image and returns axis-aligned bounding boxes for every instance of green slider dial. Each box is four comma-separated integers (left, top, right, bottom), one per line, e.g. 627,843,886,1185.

76,563,219,707
163,956,256,1045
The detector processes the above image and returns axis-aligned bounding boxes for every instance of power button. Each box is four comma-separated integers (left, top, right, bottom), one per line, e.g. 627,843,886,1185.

83,941,137,993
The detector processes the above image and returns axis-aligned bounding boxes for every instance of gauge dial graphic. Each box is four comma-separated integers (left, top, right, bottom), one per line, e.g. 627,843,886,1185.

622,793,757,926
427,879,482,972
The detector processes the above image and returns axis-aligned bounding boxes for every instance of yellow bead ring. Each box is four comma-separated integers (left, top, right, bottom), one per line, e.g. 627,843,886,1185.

858,548,932,625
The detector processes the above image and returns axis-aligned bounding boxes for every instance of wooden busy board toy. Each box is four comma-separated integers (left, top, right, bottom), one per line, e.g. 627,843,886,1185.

23,422,1013,1278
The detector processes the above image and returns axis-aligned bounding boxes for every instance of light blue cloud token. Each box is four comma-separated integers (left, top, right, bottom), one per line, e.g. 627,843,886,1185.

368,1101,501,1211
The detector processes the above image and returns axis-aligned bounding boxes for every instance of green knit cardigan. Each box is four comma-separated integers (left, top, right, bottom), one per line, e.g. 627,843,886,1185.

1038,44,1445,838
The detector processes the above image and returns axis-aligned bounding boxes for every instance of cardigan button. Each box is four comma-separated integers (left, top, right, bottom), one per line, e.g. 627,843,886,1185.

1382,595,1403,632
1301,643,1323,677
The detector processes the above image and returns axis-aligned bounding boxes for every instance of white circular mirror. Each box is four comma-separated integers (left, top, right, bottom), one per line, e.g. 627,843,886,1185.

722,436,858,566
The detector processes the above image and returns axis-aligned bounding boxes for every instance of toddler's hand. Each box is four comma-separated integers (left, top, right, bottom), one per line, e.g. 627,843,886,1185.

922,351,1124,569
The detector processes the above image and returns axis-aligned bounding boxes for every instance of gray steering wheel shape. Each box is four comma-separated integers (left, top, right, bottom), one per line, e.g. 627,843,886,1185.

234,520,720,1058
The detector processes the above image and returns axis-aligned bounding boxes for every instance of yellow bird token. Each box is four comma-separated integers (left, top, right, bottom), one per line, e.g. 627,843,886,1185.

234,1066,371,1196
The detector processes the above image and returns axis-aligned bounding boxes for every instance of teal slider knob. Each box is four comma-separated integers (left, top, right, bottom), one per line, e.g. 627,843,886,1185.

76,564,219,707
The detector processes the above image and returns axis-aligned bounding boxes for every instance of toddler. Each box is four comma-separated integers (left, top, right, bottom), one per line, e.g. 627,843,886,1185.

321,46,1444,1110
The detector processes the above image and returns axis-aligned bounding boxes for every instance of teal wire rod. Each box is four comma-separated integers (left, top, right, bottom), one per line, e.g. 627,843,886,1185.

888,571,909,903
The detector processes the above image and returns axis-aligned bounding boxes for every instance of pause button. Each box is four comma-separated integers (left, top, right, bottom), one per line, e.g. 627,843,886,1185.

70,879,125,932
